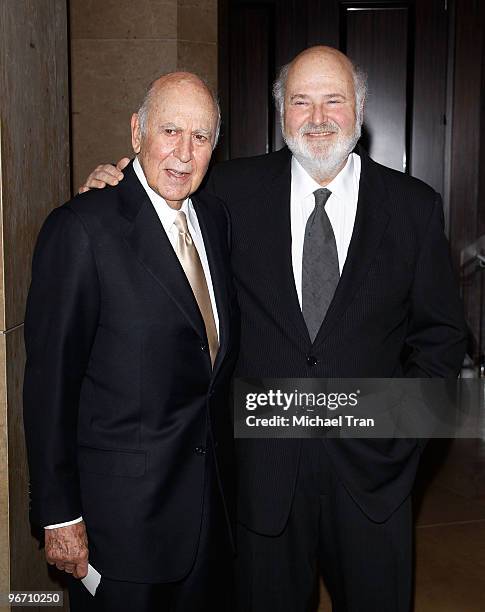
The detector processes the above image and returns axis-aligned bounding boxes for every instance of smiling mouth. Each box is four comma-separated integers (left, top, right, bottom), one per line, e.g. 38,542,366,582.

306,131,336,137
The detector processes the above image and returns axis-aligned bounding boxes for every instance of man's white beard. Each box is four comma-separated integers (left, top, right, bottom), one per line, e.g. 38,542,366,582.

283,119,361,183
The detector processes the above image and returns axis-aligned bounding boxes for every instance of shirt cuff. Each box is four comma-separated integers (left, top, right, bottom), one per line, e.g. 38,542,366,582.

44,516,83,529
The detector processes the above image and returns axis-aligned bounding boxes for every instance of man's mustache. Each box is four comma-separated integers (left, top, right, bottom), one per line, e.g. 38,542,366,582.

299,122,340,136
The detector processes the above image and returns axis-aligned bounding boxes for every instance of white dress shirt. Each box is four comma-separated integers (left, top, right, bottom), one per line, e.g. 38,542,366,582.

290,152,361,308
45,157,220,530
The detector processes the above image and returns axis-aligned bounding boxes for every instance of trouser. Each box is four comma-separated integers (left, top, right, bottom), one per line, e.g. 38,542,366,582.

235,439,413,612
68,450,233,612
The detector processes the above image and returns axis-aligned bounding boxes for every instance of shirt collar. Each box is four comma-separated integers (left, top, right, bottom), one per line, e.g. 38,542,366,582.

291,153,355,202
133,156,192,233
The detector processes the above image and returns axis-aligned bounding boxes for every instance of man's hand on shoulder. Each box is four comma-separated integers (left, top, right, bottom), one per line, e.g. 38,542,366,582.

44,521,89,579
78,157,130,194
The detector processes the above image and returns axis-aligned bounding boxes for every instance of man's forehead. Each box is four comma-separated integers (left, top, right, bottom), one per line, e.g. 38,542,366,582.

287,52,354,92
288,73,351,90
149,90,216,125
154,82,212,106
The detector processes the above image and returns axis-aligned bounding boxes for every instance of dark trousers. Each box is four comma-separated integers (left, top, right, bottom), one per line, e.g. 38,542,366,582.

68,450,233,612
235,439,413,612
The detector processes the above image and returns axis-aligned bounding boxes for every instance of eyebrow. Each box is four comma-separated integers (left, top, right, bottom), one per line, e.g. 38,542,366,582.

289,94,310,102
159,122,180,131
158,123,212,136
192,128,212,137
289,93,347,102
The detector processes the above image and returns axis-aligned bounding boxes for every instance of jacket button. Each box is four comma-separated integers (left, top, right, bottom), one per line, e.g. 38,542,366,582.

306,355,318,366
200,343,208,352
194,446,206,456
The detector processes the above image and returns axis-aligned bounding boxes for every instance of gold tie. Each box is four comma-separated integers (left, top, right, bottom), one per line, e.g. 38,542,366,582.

173,211,219,367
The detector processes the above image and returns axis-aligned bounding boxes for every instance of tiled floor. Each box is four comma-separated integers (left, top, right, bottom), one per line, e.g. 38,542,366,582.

318,438,485,611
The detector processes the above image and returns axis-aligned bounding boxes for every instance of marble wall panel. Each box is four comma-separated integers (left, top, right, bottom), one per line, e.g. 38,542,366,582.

177,41,217,92
70,0,177,40
178,3,217,44
178,0,216,9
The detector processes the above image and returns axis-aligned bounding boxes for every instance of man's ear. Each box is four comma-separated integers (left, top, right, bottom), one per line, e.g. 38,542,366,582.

131,113,142,154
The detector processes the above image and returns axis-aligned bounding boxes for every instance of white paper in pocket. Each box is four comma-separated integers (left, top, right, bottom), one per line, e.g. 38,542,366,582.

81,563,102,596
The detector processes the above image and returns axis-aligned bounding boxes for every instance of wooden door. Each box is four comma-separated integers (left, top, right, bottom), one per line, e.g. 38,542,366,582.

218,0,449,197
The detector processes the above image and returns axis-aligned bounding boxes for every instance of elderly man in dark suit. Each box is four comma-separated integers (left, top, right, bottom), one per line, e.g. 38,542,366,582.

81,46,466,612
23,72,239,612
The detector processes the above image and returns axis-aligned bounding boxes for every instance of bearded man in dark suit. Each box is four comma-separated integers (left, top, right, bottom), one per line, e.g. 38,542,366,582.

24,72,239,612
81,46,466,612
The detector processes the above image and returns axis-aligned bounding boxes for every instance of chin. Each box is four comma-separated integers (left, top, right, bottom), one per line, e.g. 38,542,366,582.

306,143,333,159
160,187,189,200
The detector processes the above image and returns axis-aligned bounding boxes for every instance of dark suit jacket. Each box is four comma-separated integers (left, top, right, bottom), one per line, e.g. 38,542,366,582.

203,146,467,533
23,162,239,582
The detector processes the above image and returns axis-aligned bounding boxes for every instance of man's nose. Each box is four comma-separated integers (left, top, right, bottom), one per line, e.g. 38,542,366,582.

311,103,326,125
174,134,192,163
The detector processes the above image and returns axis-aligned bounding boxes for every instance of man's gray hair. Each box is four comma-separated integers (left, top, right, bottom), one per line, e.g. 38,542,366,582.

137,75,222,148
272,59,368,124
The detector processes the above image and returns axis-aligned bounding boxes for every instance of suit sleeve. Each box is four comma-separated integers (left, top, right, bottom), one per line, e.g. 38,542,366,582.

23,206,100,527
404,194,467,378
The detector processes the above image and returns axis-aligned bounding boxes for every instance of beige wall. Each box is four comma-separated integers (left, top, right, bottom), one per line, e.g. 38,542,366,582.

70,0,218,191
0,1,71,610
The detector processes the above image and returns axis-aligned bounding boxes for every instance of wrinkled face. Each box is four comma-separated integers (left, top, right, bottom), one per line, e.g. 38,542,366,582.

282,50,361,181
131,79,216,209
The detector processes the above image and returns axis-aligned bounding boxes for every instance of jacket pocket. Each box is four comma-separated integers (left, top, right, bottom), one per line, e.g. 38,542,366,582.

78,446,146,477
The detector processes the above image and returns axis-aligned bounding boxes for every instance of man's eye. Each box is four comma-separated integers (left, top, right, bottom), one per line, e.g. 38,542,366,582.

194,134,208,142
327,99,341,105
294,101,308,106
164,129,177,135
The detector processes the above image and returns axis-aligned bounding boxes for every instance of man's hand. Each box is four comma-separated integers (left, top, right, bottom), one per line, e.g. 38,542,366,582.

45,521,89,579
78,157,130,194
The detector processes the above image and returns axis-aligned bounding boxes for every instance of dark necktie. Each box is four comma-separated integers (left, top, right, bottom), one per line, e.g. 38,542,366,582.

302,188,340,343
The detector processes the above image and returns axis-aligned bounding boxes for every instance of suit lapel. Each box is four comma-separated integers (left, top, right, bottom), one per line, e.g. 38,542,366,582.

192,194,231,375
259,150,312,346
312,149,390,347
121,163,208,342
